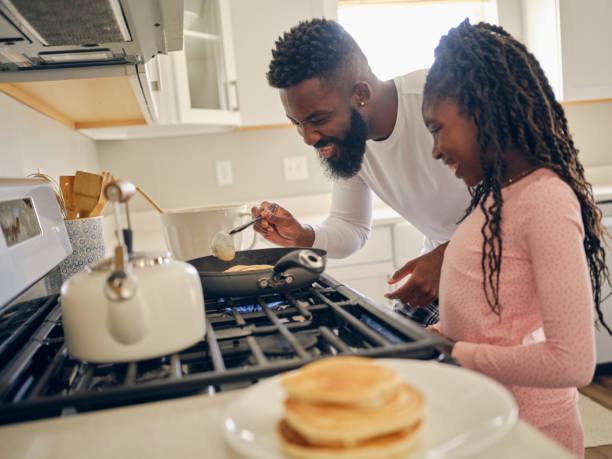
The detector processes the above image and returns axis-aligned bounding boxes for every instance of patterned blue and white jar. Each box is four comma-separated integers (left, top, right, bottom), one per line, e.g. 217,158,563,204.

60,216,107,282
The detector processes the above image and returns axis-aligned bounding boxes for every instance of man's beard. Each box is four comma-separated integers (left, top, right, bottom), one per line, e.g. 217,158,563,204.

315,109,368,180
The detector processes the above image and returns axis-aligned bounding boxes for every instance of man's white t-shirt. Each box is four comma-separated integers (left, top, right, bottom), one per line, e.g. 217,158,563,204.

312,69,471,258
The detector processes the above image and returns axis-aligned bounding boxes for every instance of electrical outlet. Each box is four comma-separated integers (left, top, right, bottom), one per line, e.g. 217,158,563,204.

216,160,233,185
283,156,309,181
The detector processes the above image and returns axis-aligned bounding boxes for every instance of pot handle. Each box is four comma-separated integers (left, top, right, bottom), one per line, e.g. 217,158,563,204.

274,249,326,275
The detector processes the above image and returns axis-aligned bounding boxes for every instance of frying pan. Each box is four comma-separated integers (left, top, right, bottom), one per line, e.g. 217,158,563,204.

187,248,327,298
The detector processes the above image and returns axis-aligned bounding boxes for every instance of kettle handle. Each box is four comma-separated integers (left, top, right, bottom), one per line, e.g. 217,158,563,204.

104,245,149,345
107,293,150,345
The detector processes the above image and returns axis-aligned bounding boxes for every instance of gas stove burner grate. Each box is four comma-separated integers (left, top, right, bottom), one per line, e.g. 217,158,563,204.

256,331,318,356
0,273,455,425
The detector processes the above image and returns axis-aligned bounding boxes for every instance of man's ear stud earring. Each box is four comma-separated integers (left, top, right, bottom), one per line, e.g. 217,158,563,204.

359,101,365,107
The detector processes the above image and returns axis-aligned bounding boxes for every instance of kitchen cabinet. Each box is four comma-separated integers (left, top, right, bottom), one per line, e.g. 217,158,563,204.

156,0,337,127
522,0,612,102
229,0,337,127
326,226,396,308
0,75,149,131
325,221,425,309
155,0,240,126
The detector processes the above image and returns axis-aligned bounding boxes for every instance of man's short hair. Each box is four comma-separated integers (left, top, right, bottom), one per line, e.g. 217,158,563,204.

267,18,365,88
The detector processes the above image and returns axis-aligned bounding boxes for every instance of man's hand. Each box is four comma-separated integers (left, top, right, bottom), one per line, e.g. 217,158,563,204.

384,242,449,307
251,201,315,247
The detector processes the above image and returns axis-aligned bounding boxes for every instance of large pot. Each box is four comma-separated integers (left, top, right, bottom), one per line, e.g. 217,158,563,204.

188,248,327,298
160,203,256,261
60,251,205,363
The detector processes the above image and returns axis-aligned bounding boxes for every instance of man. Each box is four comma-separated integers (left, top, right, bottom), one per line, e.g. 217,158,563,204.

252,18,470,326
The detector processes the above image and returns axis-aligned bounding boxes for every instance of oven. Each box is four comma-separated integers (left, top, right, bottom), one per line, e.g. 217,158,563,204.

0,178,454,426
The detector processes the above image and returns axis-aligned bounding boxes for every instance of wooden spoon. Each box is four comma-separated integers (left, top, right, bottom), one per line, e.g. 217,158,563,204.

74,171,103,218
87,171,114,217
135,186,164,214
59,175,79,219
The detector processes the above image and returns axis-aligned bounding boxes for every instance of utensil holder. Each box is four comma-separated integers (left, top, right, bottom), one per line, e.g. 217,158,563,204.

60,216,107,282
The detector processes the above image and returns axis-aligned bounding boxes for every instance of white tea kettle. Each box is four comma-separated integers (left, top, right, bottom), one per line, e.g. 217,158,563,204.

60,250,205,363
60,179,205,363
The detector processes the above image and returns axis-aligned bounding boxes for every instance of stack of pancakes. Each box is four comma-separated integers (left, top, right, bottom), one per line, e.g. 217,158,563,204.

276,356,425,459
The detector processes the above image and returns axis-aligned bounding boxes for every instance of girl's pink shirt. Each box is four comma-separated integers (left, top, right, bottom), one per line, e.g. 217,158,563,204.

437,168,596,453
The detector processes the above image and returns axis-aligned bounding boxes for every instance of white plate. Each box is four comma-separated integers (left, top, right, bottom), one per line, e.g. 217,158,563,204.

222,359,518,459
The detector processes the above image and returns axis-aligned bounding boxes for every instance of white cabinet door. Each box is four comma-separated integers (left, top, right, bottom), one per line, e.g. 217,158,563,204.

523,0,612,102
164,0,241,126
392,221,424,270
229,0,338,127
326,261,395,308
326,226,393,268
325,225,395,308
159,0,337,128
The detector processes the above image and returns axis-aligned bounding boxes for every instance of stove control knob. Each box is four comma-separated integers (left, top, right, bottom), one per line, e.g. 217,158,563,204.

285,275,294,284
258,278,269,289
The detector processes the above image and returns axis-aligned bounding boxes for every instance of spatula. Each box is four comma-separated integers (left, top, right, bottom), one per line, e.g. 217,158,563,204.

59,175,79,219
74,171,103,218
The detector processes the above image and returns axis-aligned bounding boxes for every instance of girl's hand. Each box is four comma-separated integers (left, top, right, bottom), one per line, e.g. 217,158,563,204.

385,242,448,307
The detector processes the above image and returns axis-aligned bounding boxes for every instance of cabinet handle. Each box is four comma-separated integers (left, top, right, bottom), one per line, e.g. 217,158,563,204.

228,80,239,111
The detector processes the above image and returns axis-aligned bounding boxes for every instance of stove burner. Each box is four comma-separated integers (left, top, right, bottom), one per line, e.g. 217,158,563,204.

225,301,289,315
257,332,317,356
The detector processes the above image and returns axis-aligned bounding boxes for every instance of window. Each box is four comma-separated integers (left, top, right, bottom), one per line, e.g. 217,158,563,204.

338,1,498,80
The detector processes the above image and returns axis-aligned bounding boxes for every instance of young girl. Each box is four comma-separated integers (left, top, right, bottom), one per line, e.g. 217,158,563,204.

422,20,611,457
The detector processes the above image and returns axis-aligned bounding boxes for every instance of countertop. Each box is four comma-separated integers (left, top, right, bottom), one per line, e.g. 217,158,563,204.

102,194,407,255
0,383,574,459
104,180,612,255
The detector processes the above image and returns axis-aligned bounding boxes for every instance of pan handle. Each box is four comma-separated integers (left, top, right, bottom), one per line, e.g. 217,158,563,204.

274,249,326,274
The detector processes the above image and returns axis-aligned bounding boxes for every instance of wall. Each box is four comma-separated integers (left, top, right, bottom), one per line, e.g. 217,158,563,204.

95,126,333,212
496,0,523,40
565,101,612,169
497,0,612,186
0,93,99,179
94,101,612,214
566,101,612,188
1,81,610,211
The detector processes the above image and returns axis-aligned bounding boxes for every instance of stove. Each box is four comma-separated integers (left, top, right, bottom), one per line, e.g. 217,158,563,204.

0,178,454,426
0,273,454,425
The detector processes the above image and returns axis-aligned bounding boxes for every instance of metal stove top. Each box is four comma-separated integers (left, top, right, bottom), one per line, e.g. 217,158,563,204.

0,272,453,426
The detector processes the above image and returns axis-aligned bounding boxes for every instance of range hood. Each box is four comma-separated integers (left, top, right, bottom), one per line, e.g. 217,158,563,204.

0,0,183,124
0,0,182,80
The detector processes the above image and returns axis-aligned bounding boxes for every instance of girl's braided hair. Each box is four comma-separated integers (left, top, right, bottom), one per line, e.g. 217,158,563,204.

424,20,611,333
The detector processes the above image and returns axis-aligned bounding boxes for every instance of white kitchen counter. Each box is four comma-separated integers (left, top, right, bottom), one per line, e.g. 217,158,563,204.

102,193,406,256
0,385,574,459
105,182,612,256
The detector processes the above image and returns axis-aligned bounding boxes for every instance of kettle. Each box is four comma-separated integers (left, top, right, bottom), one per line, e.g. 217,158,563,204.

60,180,205,363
